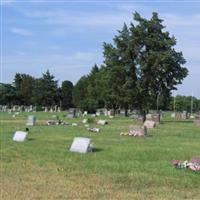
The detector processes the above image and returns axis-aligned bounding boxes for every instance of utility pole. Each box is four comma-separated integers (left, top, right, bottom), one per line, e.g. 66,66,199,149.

191,92,193,114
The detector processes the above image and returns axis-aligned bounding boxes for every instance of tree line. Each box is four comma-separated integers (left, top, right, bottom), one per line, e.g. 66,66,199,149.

2,12,199,117
0,70,73,110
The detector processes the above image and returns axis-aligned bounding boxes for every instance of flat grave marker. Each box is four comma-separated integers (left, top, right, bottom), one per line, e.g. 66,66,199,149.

70,137,92,153
13,131,28,142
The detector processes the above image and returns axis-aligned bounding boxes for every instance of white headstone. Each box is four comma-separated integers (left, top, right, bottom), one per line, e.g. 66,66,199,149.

97,120,107,125
143,120,156,129
13,131,28,142
171,113,175,118
82,119,88,124
70,137,92,153
26,115,36,126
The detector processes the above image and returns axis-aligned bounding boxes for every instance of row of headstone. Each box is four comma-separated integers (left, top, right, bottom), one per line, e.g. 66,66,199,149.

12,131,93,154
171,111,190,119
0,105,37,112
44,106,61,112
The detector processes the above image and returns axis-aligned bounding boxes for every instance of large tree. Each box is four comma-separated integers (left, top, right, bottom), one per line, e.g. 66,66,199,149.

103,12,188,119
32,70,58,106
13,73,35,105
61,80,74,110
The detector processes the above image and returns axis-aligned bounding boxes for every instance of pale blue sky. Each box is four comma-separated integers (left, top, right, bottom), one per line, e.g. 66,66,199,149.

2,0,200,97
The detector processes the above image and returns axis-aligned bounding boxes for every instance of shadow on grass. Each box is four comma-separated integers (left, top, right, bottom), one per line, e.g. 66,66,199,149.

163,120,193,124
27,138,35,141
92,148,103,152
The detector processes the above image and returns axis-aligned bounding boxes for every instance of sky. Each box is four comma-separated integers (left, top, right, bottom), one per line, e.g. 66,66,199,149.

1,0,200,98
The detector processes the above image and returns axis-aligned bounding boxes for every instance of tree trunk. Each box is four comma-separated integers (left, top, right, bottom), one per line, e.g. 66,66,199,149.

142,110,146,122
125,109,128,117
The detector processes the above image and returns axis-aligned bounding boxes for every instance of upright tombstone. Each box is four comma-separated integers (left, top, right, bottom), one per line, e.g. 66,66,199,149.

44,107,48,112
181,111,188,120
70,137,92,153
13,131,28,142
152,113,160,124
143,120,156,129
67,108,76,118
26,115,36,126
97,120,108,125
171,113,175,118
146,114,152,120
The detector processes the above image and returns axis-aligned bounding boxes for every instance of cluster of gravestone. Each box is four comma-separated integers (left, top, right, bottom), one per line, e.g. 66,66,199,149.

43,105,61,112
171,111,196,119
0,105,37,113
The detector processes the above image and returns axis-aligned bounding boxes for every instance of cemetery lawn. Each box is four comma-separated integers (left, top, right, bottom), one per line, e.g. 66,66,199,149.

1,112,200,200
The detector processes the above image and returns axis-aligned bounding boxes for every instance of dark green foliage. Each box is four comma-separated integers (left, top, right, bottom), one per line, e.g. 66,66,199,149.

61,80,74,110
169,95,200,112
32,70,58,106
0,83,16,105
13,73,35,105
101,12,188,118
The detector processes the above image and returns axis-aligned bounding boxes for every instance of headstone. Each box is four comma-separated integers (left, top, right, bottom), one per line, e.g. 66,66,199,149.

83,111,88,116
171,113,175,118
176,112,182,119
67,108,76,118
152,114,160,124
13,131,28,142
58,107,61,112
97,120,108,125
146,114,152,120
143,120,156,128
44,107,48,112
72,123,78,126
91,114,96,117
82,119,88,124
96,111,100,116
104,110,108,116
70,137,92,153
26,115,36,126
128,125,147,136
107,109,114,116
181,111,188,120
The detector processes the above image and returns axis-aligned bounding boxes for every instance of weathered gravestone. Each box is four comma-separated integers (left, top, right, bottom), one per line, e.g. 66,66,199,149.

143,120,156,129
26,115,36,126
171,113,175,118
181,111,188,120
146,114,152,120
67,108,76,118
129,125,147,136
97,120,108,125
152,114,160,124
70,137,92,153
13,131,28,142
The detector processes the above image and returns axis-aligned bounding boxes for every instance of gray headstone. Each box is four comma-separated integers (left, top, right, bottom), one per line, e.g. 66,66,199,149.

13,131,28,142
26,115,36,126
67,108,76,118
70,137,92,153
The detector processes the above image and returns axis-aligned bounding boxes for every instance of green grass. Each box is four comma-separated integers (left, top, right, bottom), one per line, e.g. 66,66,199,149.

0,112,200,199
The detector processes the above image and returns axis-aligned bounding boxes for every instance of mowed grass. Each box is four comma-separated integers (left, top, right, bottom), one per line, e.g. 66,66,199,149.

0,112,200,200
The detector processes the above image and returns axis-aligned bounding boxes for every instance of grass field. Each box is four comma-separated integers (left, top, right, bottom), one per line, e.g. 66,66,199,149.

0,112,200,200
